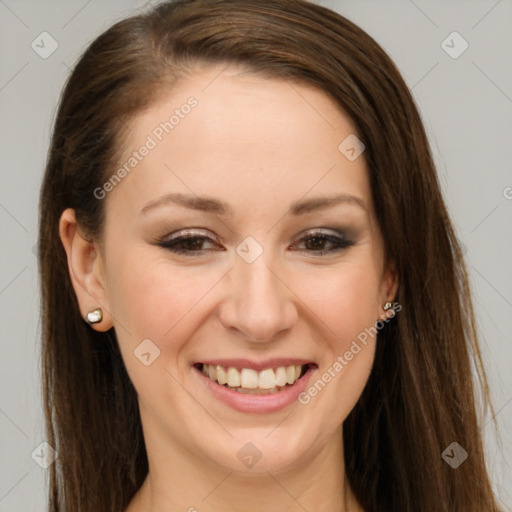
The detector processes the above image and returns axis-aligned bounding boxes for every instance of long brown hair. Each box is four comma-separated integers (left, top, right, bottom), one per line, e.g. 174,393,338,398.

38,1,501,510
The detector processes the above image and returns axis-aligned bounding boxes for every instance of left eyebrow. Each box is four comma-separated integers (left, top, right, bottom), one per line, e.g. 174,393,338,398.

288,194,367,215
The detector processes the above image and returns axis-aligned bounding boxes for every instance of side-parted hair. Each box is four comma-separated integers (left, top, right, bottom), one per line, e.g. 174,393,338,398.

38,1,501,510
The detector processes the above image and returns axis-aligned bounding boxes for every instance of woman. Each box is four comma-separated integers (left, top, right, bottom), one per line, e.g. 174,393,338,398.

38,0,502,511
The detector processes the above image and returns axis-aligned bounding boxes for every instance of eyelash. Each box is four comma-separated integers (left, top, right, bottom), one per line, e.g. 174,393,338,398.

156,229,354,256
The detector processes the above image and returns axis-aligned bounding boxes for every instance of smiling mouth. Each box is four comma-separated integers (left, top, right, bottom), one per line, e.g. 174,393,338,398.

194,363,316,394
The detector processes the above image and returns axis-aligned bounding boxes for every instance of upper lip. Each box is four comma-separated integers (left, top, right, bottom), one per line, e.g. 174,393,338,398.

194,358,316,372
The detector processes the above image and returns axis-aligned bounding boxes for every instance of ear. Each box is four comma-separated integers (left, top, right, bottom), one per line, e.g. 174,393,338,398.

379,259,399,319
383,259,399,300
59,208,113,332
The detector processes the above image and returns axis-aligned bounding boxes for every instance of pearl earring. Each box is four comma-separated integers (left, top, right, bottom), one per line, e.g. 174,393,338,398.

85,307,103,325
383,301,400,311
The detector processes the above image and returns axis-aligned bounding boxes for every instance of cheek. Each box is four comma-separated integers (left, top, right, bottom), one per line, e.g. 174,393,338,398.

291,261,381,416
105,246,219,358
292,260,382,344
105,251,211,410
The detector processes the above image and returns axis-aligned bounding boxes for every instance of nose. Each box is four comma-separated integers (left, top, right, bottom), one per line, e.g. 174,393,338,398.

218,252,298,343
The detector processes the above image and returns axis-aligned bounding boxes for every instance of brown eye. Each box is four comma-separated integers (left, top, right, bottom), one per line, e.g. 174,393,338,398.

156,230,224,255
292,230,353,255
167,236,211,252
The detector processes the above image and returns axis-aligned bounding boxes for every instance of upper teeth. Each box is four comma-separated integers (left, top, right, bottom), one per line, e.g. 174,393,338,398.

201,364,304,389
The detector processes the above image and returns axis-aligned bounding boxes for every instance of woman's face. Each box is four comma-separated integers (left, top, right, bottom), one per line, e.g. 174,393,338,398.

70,64,397,474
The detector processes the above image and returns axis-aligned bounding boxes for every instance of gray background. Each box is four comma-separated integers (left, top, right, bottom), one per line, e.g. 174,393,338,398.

0,0,510,510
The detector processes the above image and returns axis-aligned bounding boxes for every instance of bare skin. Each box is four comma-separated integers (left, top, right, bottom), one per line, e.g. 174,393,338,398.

60,63,397,512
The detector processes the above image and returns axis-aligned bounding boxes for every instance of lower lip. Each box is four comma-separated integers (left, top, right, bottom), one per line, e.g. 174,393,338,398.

193,365,316,413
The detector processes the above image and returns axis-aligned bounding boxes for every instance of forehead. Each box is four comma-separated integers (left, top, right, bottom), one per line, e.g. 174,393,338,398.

106,64,373,220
